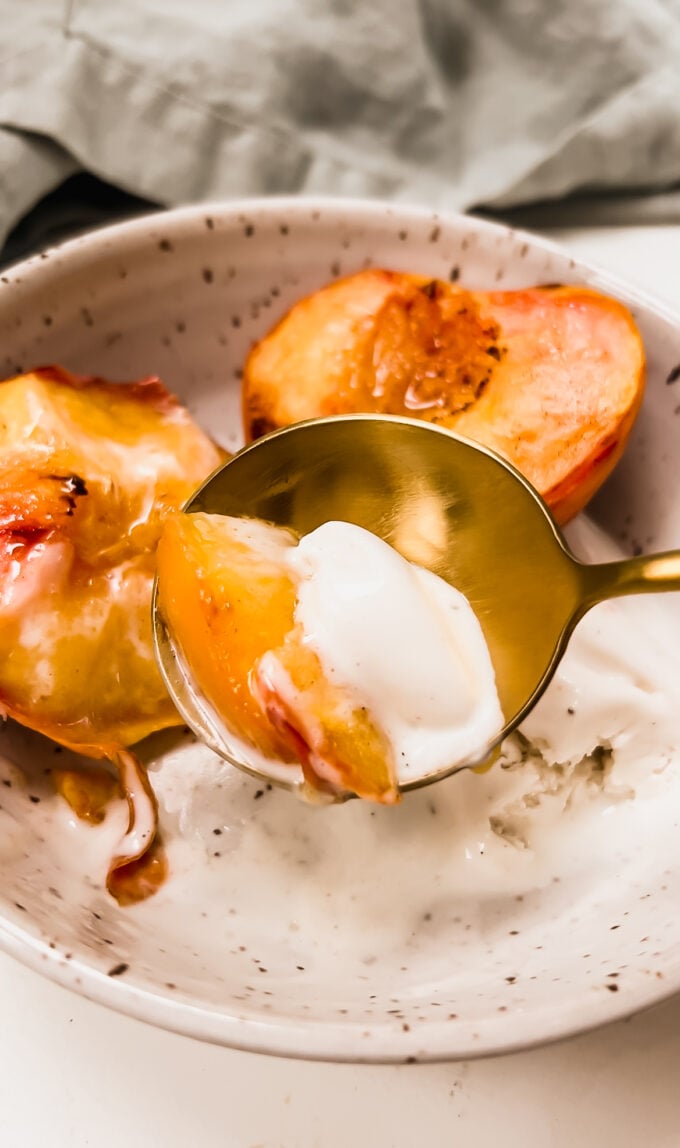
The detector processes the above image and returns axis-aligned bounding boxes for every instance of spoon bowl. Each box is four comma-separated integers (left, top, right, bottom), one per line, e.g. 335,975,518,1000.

153,414,680,795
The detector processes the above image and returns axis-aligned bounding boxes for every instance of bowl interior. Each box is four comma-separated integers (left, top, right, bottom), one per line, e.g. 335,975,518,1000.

0,200,679,1061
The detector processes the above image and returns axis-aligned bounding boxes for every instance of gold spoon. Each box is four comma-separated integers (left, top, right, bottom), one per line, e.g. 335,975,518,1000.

153,413,680,797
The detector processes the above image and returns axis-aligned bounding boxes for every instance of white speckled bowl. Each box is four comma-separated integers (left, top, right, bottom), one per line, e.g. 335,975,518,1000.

1,199,680,1062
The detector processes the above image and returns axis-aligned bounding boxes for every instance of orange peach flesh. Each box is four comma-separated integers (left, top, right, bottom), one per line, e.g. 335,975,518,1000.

156,513,399,803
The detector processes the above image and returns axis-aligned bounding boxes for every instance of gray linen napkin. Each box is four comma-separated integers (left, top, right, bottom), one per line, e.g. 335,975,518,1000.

1,0,680,247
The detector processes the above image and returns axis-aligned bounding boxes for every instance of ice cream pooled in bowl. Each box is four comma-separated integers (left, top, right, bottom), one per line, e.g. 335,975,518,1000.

156,515,503,802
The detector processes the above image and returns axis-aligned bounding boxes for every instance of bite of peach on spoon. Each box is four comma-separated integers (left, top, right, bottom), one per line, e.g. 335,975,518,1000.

153,415,680,802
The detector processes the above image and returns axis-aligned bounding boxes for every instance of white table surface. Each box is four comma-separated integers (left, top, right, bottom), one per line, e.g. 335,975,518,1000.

1,222,680,1148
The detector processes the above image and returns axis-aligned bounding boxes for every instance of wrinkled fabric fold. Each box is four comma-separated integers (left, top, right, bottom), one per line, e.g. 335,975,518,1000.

0,0,679,241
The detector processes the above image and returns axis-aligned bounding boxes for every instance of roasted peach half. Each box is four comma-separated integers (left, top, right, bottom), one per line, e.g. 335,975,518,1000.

156,513,399,804
0,366,224,900
243,270,645,524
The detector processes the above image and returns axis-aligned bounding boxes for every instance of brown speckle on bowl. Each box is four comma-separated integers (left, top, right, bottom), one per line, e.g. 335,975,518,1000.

108,962,129,978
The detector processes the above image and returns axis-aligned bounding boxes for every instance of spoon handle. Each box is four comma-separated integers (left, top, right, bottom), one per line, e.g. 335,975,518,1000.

578,550,680,608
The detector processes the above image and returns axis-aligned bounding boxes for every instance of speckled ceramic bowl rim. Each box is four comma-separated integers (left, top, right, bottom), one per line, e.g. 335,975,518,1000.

1,196,680,1064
